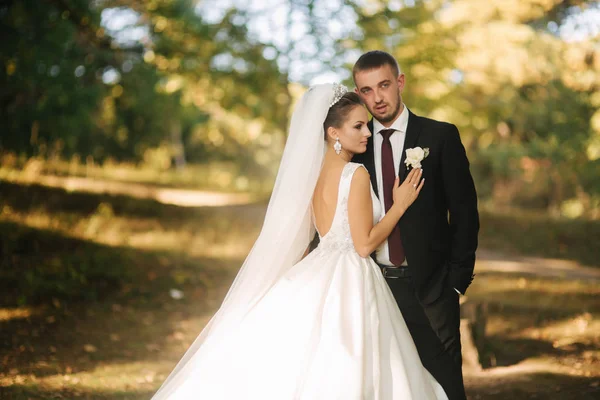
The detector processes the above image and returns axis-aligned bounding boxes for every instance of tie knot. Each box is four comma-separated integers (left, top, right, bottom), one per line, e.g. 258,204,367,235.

380,129,395,141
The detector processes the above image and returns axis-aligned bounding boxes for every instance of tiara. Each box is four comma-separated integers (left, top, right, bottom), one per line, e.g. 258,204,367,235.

329,83,348,107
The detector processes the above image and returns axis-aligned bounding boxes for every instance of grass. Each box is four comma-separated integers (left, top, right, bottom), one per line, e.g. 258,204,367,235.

0,179,267,305
0,221,134,305
479,207,600,268
0,177,599,399
1,180,262,399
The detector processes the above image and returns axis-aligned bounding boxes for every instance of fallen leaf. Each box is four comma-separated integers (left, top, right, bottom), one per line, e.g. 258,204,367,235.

83,344,97,353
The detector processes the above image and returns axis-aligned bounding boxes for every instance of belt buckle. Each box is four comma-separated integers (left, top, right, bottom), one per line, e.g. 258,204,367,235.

383,266,399,279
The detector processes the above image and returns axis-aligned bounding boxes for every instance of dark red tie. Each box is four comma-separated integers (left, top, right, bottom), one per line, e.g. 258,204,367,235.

380,129,405,266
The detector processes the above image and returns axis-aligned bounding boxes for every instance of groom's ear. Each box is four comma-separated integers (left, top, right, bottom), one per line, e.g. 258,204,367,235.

397,74,406,93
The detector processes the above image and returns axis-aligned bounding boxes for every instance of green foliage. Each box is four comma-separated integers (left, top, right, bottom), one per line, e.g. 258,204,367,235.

0,0,289,166
1,0,106,155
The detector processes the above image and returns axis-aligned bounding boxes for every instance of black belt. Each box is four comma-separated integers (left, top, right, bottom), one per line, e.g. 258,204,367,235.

379,265,410,279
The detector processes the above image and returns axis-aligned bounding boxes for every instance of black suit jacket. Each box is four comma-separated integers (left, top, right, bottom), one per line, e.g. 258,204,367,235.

352,110,479,304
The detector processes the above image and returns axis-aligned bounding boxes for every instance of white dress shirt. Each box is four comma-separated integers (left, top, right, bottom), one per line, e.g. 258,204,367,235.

373,104,409,267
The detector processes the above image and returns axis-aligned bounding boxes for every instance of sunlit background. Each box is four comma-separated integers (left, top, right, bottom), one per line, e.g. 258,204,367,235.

1,0,599,399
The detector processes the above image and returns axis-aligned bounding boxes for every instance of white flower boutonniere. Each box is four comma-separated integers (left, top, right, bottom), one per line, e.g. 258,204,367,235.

405,147,430,169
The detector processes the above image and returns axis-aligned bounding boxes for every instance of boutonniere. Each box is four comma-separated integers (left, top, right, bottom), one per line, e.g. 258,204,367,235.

405,147,430,169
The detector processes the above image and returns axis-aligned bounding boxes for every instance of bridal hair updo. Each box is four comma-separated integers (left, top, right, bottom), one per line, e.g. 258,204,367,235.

323,92,363,140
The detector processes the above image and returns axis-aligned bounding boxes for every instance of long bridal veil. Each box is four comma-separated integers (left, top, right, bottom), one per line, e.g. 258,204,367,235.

152,84,340,399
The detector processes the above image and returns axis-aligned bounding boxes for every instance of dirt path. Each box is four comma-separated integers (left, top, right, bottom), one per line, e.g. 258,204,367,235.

475,248,600,282
0,172,257,207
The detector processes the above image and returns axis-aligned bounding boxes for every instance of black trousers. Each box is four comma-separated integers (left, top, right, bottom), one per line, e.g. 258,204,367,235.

385,274,466,400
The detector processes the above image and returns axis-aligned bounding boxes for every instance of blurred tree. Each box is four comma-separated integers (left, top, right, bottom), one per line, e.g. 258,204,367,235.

0,0,174,160
1,0,108,157
343,0,600,216
1,0,289,171
1,0,599,215
98,0,292,172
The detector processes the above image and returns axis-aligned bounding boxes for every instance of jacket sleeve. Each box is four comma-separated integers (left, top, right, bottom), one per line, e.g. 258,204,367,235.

308,231,320,253
440,124,479,294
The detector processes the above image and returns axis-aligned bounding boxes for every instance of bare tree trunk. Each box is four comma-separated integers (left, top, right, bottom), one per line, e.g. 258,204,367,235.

170,119,186,169
548,169,564,216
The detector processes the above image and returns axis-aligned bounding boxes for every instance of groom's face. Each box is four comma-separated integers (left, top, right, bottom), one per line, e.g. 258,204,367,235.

353,64,404,125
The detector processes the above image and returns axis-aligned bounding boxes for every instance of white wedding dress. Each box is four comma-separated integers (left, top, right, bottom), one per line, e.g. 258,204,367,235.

162,162,447,399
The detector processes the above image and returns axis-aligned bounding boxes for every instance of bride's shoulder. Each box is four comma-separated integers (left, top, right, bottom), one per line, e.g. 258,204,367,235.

347,162,369,176
347,164,371,202
347,163,370,185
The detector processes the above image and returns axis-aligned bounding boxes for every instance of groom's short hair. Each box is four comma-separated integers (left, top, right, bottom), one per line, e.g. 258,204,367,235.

353,50,401,80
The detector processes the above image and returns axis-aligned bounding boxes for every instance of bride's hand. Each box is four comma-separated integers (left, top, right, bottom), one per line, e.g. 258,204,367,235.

392,168,424,211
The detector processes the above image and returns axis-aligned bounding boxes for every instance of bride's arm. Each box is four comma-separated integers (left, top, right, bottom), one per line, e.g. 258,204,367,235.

348,167,423,258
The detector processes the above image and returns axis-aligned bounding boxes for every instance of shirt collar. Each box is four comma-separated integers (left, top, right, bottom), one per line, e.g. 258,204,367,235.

374,104,409,136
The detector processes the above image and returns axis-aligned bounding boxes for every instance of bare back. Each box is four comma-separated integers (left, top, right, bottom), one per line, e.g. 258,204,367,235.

312,163,347,237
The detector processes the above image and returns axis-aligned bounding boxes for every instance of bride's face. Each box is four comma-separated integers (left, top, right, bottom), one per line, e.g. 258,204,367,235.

332,105,371,155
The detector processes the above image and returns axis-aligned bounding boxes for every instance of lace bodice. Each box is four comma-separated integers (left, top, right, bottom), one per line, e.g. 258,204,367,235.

314,162,382,254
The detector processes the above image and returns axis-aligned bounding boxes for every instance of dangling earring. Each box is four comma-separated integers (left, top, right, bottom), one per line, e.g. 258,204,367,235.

334,138,342,155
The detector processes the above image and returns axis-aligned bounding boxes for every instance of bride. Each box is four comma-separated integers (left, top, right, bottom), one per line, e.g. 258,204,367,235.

151,83,448,399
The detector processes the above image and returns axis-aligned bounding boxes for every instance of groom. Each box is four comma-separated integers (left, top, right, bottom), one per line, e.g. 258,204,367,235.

352,51,479,400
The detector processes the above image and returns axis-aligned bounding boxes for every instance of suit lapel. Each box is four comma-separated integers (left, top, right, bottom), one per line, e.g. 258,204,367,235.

364,119,379,197
399,110,423,181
